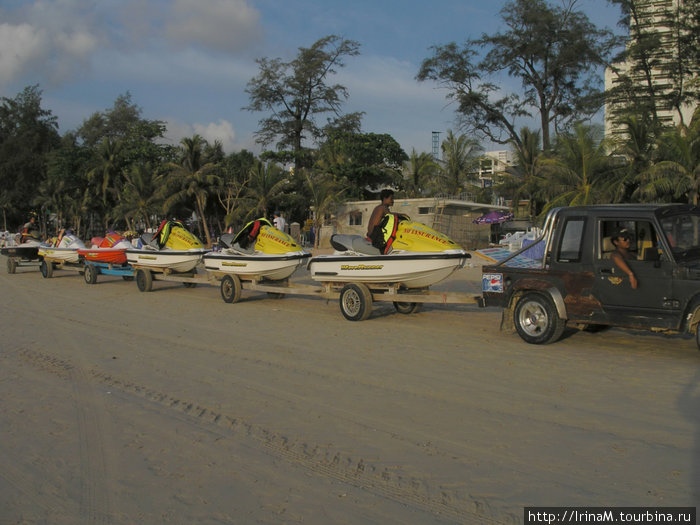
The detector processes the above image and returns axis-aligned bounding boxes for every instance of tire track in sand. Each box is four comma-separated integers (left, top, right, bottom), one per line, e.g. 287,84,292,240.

4,273,115,525
19,348,516,525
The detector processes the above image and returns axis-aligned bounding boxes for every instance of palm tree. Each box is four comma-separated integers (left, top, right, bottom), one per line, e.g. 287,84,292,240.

498,127,547,220
403,149,438,197
304,168,345,248
633,108,700,204
162,135,222,246
439,130,482,196
541,123,619,212
609,114,656,202
87,138,124,228
114,162,162,231
244,159,288,220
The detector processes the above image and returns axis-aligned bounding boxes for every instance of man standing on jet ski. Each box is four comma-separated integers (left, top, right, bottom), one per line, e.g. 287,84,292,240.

366,189,394,252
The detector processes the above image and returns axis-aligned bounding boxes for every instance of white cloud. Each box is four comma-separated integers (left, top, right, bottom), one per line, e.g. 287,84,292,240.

165,0,262,54
0,22,46,82
193,119,236,152
0,1,103,87
163,118,253,154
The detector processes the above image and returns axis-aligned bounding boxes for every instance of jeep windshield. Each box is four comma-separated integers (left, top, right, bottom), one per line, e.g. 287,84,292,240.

660,211,700,261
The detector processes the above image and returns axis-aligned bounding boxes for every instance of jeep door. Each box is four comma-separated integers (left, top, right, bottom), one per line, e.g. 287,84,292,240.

592,219,677,328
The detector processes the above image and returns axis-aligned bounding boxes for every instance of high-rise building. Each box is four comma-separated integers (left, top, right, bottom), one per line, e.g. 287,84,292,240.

604,0,698,139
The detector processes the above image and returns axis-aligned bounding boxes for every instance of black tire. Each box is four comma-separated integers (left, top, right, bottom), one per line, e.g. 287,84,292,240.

220,274,241,303
40,260,53,278
393,301,421,314
339,283,373,321
513,292,565,344
136,269,153,292
84,264,98,284
7,257,17,274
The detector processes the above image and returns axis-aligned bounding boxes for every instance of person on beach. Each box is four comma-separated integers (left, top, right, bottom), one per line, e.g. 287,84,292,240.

273,211,286,232
611,229,638,289
19,213,40,244
366,189,394,251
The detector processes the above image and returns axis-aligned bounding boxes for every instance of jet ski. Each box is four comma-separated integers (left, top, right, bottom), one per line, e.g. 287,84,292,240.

125,220,209,273
308,213,470,288
38,231,86,264
203,218,311,280
77,232,133,265
1,237,42,260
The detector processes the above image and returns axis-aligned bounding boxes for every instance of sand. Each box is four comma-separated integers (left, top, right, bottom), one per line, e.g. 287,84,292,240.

1,256,699,524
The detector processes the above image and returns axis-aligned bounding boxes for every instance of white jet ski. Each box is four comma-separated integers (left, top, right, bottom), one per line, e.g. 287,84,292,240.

204,218,310,281
125,220,209,273
308,214,469,288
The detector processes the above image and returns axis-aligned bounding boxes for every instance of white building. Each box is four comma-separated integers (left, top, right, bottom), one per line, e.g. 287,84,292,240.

604,0,698,139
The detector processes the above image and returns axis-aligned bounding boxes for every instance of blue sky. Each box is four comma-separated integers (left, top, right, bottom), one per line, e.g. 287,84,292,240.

0,0,623,155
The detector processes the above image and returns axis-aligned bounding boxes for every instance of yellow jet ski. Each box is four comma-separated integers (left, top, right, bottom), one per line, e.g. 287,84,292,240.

204,218,310,281
308,213,469,288
125,219,209,273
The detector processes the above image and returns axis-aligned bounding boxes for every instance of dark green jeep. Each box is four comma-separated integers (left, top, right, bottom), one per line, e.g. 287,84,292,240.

481,204,700,350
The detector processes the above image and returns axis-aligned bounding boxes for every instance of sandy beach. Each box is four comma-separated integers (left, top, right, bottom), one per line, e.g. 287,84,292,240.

1,255,699,524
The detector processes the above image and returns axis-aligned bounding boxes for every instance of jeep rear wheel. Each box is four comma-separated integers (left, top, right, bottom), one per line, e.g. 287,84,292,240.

513,292,565,345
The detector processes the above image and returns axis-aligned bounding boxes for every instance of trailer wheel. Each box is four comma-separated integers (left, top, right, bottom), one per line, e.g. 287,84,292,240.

136,269,153,292
340,283,373,321
393,301,422,314
513,292,565,344
84,264,98,284
40,260,54,278
7,257,17,274
220,274,241,303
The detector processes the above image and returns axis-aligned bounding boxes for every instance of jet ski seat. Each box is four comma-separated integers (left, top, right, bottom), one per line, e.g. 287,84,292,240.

140,232,160,249
330,234,381,255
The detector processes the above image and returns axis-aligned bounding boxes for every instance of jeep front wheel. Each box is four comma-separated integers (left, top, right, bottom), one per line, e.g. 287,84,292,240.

513,292,565,345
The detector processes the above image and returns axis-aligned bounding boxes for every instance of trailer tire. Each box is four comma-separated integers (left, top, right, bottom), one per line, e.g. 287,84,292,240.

40,260,53,278
393,301,421,314
221,275,242,303
340,283,372,321
136,269,153,292
7,257,17,274
84,264,98,284
513,291,565,344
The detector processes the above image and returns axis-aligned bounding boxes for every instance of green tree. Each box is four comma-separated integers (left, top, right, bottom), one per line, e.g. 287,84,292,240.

498,127,547,219
315,130,407,199
0,85,60,228
417,0,617,153
402,149,438,197
304,169,345,248
162,135,222,246
217,150,256,231
244,160,288,219
541,123,619,211
438,130,482,196
245,35,361,168
633,108,700,204
40,132,91,235
114,162,163,231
